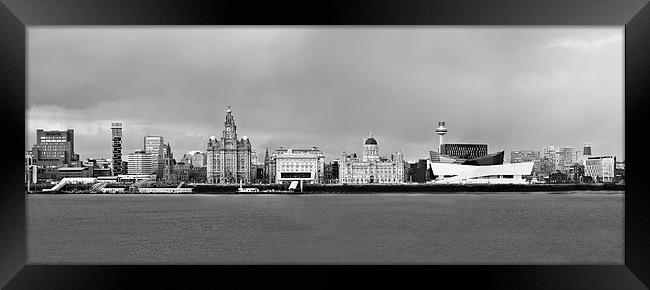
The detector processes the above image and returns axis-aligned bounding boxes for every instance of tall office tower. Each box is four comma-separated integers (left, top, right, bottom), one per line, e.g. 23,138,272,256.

111,122,123,175
144,135,164,177
435,121,447,153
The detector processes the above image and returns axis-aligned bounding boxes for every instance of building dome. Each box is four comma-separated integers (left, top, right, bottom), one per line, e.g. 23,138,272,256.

365,137,377,145
210,136,216,140
242,136,248,140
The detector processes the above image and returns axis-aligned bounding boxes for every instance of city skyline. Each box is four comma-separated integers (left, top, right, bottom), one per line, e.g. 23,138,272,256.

26,27,624,162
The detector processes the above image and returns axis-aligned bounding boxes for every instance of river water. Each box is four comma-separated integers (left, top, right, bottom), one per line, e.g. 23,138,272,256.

27,192,623,264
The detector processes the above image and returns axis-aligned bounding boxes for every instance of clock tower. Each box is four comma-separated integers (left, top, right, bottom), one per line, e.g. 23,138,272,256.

206,106,253,184
223,106,237,140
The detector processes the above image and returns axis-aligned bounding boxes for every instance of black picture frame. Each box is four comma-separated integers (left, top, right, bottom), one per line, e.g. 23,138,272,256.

1,0,649,288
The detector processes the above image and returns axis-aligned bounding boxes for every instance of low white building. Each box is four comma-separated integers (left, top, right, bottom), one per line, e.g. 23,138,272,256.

272,148,325,184
428,161,534,184
585,156,616,183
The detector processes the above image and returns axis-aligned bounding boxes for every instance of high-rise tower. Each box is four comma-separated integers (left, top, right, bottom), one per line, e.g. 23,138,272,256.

111,122,123,175
435,121,448,153
583,143,592,157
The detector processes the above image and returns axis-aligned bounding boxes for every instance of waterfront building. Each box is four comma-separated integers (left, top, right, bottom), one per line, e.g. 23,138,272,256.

585,156,616,183
191,151,207,167
324,160,340,184
407,159,429,183
542,145,575,173
263,148,270,183
111,122,124,175
33,129,78,165
161,142,175,182
268,147,325,184
615,160,625,183
440,143,488,160
30,129,79,181
168,162,191,184
25,151,36,184
82,158,113,177
126,150,154,175
510,150,543,177
144,135,164,177
338,133,405,184
56,167,91,179
429,161,534,184
206,107,253,184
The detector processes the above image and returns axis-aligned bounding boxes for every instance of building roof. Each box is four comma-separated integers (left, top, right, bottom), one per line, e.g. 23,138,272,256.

365,137,377,145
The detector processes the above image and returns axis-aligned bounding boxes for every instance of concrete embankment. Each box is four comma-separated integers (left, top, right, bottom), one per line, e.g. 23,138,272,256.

193,183,624,194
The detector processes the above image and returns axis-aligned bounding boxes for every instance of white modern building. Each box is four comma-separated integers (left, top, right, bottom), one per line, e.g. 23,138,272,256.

428,161,535,184
126,150,154,175
272,148,325,184
338,133,406,184
585,156,616,183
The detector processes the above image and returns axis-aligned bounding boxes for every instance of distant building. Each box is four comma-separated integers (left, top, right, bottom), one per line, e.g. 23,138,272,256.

542,146,574,173
269,147,325,184
25,151,36,184
56,167,91,179
324,160,340,184
126,150,154,175
206,107,253,184
583,143,592,157
191,151,207,167
615,160,625,183
407,159,429,183
83,158,113,177
338,133,405,184
585,156,616,183
144,135,164,177
33,129,78,165
31,129,79,181
439,143,488,160
510,150,542,177
168,162,191,184
161,143,175,182
111,122,124,175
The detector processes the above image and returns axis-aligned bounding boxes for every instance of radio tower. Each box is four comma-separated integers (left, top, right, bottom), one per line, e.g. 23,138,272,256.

435,121,447,154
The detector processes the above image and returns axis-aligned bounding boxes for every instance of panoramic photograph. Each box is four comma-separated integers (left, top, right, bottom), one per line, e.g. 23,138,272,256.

25,27,624,264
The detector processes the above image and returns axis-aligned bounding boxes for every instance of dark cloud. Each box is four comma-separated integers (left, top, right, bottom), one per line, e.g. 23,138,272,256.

27,27,624,162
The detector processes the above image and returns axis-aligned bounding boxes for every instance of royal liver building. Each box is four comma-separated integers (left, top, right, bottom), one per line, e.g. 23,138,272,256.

206,107,252,184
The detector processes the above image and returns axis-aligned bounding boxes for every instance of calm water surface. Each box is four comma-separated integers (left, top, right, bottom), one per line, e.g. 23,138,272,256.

27,192,623,264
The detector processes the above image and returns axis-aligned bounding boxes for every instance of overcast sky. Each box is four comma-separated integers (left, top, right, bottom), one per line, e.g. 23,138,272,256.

26,27,624,163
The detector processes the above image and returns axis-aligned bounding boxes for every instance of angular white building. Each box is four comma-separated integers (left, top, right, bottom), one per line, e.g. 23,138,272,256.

428,161,534,184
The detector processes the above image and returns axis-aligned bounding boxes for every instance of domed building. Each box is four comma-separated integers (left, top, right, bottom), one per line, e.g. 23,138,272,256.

339,132,406,184
206,106,253,184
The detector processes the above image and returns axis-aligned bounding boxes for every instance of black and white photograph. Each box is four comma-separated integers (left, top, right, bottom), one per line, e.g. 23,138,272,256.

24,27,624,264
